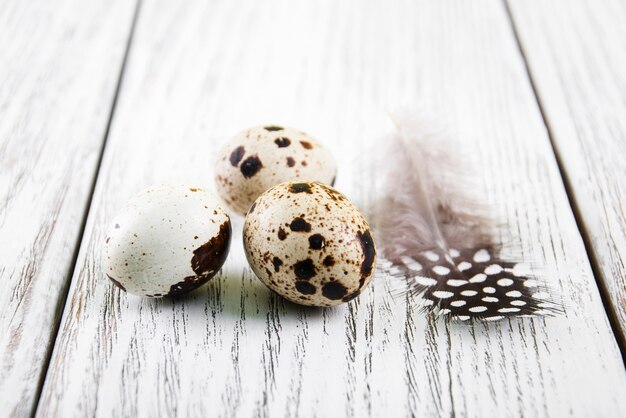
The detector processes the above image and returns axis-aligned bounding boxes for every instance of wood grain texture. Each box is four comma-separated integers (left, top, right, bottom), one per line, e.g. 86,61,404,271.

508,0,626,347
37,0,626,417
0,0,138,416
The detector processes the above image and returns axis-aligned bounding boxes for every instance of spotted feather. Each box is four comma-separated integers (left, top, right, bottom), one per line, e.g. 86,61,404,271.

393,247,561,320
373,112,563,321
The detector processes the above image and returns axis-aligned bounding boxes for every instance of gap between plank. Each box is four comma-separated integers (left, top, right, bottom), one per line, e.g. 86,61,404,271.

502,0,626,364
29,1,144,416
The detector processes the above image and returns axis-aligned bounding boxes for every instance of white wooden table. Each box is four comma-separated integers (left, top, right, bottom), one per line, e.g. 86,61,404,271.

1,0,625,417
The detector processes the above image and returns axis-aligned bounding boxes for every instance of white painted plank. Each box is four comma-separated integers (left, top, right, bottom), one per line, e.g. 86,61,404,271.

38,0,626,417
508,0,626,346
0,0,137,416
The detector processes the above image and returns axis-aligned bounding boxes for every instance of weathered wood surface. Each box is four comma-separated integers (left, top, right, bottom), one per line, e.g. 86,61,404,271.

0,0,137,416
34,1,626,417
508,0,626,347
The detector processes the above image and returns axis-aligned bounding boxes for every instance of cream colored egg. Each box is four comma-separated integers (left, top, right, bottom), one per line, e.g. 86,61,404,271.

102,184,231,297
214,125,337,215
243,181,376,307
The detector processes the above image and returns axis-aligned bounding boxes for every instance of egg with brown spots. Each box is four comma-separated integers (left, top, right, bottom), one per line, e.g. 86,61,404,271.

243,181,376,307
214,125,337,215
102,184,231,297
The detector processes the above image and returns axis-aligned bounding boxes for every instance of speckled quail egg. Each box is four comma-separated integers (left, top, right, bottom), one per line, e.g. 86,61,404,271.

243,181,376,307
102,184,231,297
214,125,337,215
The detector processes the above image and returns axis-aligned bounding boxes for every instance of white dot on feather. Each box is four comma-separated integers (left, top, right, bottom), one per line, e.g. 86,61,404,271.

447,279,468,287
440,309,451,315
485,264,503,275
457,261,472,271
497,278,514,287
423,251,439,262
473,249,490,263
432,266,450,275
469,306,488,313
523,279,538,288
415,277,437,286
449,249,460,257
450,300,466,307
469,273,487,283
485,316,504,321
461,290,478,296
533,291,549,300
401,256,422,271
483,287,496,294
482,296,499,303
534,309,552,315
423,299,435,306
457,315,470,321
513,263,531,277
499,307,520,313
506,290,522,298
432,291,454,299
510,300,527,306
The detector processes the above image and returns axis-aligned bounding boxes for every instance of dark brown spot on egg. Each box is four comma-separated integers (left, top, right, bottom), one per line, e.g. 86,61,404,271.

300,141,313,149
294,259,316,280
190,220,232,277
295,281,316,295
168,275,206,297
115,224,120,229
342,290,361,302
290,217,311,232
265,125,283,131
289,182,312,193
274,137,291,147
189,187,199,192
322,282,347,300
230,146,245,167
248,201,257,214
308,234,325,250
272,256,283,272
240,155,263,177
323,255,335,266
357,229,376,278
286,157,296,167
106,274,126,292
318,183,345,202
277,227,288,240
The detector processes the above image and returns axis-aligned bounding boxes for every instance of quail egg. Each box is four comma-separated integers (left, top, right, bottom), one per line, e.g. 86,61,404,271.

243,181,376,307
214,125,337,215
102,184,231,297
